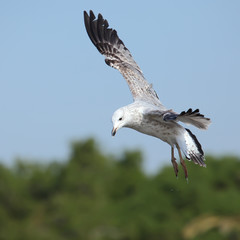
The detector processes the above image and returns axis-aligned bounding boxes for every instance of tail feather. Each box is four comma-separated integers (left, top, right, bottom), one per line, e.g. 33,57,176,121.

177,108,211,130
177,128,206,167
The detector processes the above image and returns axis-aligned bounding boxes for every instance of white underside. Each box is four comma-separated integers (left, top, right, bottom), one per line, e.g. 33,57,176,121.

176,130,199,159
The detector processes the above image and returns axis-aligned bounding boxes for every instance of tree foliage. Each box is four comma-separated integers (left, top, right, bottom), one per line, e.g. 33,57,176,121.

0,138,239,240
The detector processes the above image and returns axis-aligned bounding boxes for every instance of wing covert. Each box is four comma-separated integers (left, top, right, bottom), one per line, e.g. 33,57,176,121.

145,108,211,130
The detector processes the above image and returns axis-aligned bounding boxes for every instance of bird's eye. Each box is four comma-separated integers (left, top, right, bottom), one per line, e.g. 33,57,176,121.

119,117,122,121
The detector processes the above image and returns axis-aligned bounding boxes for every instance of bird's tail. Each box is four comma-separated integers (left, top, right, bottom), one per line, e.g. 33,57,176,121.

177,108,211,130
177,128,206,167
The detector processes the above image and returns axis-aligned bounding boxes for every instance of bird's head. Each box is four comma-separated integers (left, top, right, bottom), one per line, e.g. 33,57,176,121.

111,107,129,136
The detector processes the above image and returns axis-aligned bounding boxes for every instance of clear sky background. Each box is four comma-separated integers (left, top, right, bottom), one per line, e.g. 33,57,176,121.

0,0,239,173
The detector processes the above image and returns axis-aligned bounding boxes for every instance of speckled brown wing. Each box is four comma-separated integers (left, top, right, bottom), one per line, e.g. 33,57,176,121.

84,10,164,107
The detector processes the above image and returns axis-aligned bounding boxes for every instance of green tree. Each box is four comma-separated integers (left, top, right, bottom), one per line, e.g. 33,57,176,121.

0,139,239,240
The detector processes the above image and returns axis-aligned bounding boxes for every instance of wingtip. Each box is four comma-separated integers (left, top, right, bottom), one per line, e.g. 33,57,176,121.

83,10,91,17
83,10,88,20
89,10,96,21
83,10,89,24
83,10,96,20
98,13,103,21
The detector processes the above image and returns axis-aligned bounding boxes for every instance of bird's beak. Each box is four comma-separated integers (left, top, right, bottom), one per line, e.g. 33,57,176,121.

111,127,117,136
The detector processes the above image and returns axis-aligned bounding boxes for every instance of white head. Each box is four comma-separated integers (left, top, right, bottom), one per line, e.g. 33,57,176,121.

111,107,131,136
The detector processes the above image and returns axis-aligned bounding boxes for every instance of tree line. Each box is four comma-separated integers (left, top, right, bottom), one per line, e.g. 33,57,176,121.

0,138,239,240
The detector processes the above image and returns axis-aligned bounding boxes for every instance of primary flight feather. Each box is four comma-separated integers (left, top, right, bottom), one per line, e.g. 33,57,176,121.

84,10,211,179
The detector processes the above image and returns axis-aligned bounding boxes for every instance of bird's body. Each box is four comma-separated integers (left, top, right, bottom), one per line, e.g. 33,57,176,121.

84,10,211,179
116,101,178,144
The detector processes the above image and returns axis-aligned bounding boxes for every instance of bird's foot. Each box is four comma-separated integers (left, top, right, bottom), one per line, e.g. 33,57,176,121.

180,160,188,180
171,157,179,178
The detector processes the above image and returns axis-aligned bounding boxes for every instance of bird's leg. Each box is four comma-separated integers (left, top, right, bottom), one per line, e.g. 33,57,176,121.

176,144,188,180
171,146,178,177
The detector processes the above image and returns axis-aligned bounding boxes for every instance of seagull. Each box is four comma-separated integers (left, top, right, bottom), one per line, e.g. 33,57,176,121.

83,10,211,179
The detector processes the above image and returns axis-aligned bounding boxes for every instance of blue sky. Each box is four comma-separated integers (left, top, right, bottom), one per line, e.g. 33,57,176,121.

0,1,239,173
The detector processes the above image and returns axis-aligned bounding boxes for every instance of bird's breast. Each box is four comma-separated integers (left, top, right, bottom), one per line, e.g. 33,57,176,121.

132,119,179,145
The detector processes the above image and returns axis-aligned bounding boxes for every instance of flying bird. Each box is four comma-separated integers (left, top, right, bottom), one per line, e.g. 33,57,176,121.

83,10,211,179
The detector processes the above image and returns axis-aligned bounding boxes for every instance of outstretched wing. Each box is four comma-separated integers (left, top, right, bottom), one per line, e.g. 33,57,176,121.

146,108,211,130
84,10,163,107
